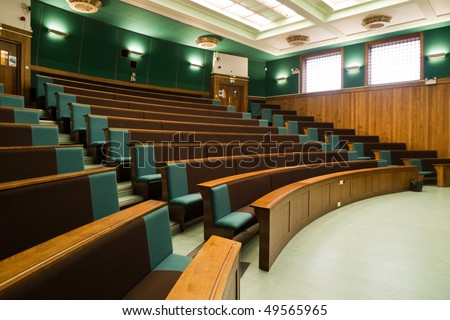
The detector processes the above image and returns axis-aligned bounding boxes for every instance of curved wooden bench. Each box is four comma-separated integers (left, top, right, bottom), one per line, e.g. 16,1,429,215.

198,160,381,241
251,165,419,271
0,200,241,300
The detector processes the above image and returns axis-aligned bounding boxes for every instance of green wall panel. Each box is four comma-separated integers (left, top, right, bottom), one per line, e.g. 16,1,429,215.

35,4,83,72
343,44,365,88
177,46,212,92
148,39,180,88
266,56,299,96
424,27,450,79
79,20,119,79
248,60,266,97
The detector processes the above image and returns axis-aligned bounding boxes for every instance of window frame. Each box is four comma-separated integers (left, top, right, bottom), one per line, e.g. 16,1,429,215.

301,48,343,94
365,33,424,86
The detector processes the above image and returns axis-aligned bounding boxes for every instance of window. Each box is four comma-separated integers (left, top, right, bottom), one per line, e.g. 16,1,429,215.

368,34,422,85
302,50,342,93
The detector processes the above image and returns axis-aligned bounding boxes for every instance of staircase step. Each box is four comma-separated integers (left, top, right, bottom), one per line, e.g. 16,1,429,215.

59,133,75,145
119,194,144,209
84,155,95,165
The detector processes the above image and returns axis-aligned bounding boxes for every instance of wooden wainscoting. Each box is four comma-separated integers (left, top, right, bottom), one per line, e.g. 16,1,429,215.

266,79,450,158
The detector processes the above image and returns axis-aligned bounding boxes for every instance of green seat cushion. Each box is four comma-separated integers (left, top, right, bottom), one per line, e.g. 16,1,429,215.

170,193,202,206
136,173,162,182
419,171,433,176
154,253,191,272
215,211,254,230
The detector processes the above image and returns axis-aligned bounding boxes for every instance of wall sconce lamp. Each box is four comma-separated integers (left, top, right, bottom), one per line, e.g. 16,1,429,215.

121,49,144,58
48,28,69,37
276,76,287,81
427,52,447,60
190,62,204,67
129,50,144,57
345,65,360,71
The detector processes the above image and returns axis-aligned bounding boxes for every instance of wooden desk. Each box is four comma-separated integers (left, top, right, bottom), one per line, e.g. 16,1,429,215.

434,164,450,187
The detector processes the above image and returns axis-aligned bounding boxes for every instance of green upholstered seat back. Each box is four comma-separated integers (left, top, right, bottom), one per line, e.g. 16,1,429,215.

379,150,392,165
87,115,108,146
307,128,319,141
56,93,77,120
210,184,232,224
36,75,53,99
0,83,4,93
71,103,91,132
408,158,423,170
142,206,174,270
88,171,120,220
272,114,284,127
55,147,85,174
166,163,188,200
31,126,59,146
133,145,157,179
287,121,299,134
328,135,341,151
44,83,64,109
261,108,272,122
108,129,130,162
13,109,39,124
0,94,25,108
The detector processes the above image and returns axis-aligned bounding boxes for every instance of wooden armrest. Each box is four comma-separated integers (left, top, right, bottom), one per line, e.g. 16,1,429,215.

0,200,167,292
167,235,241,300
0,167,115,191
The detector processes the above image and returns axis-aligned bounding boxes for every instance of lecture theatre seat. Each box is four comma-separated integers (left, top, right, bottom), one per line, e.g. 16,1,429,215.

0,123,59,147
0,168,119,260
0,93,25,108
0,83,4,93
0,146,84,183
0,205,191,299
199,160,380,240
0,106,40,124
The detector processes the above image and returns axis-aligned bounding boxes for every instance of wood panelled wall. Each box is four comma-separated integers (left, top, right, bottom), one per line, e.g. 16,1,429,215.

266,79,450,158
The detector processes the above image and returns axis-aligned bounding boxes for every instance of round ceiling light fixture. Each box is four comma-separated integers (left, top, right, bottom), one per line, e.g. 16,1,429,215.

362,15,392,30
195,36,221,49
66,0,102,14
287,35,310,47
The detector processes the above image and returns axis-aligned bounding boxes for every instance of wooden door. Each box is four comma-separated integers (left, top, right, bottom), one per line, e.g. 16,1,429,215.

0,39,20,95
218,84,244,112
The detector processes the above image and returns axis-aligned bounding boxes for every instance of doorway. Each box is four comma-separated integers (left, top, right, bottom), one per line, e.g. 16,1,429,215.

0,39,20,95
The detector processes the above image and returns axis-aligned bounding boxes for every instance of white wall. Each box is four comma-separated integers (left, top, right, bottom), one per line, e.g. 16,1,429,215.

0,0,32,32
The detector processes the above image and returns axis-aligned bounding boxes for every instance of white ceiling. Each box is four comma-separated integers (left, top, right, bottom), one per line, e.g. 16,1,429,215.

122,0,450,56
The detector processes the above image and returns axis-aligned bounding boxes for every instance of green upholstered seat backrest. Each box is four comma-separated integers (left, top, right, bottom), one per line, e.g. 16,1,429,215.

87,115,108,146
142,206,174,270
0,83,4,93
0,94,25,108
379,150,392,165
13,109,40,124
31,126,59,146
261,108,272,122
272,114,284,127
107,129,131,162
71,103,91,132
259,119,269,126
210,184,232,225
36,75,53,99
132,144,157,179
287,121,299,134
408,158,423,170
44,83,64,109
328,135,341,151
56,92,77,120
307,128,319,141
166,162,188,201
55,147,85,174
352,142,364,158
88,171,120,220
